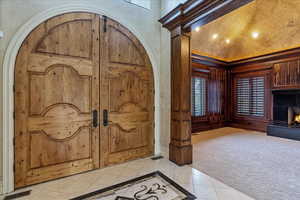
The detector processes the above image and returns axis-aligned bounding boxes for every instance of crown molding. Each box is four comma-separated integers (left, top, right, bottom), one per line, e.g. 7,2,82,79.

159,0,253,31
192,46,300,68
191,52,227,67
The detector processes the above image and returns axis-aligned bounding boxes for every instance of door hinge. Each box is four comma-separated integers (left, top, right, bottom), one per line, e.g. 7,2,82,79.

13,111,15,119
13,163,16,172
13,84,15,92
103,15,107,33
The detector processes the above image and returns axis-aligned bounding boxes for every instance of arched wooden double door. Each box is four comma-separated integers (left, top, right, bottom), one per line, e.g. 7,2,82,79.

14,12,154,188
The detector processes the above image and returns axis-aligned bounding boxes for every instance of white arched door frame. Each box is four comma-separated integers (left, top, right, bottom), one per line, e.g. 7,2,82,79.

2,4,161,194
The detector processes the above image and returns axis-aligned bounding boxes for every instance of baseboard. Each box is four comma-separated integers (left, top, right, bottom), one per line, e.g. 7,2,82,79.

0,178,3,194
192,121,226,133
229,122,267,132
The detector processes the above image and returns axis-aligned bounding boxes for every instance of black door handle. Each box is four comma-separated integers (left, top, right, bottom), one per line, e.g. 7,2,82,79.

92,110,98,128
103,109,108,126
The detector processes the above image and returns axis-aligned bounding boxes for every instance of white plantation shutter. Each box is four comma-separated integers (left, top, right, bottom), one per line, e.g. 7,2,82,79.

236,76,265,117
252,77,265,116
237,78,250,115
192,77,206,117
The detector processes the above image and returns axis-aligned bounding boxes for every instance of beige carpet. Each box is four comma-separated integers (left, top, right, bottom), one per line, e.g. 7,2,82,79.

192,127,300,200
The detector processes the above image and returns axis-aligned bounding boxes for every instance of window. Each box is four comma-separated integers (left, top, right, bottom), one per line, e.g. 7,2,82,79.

124,0,151,10
192,77,207,117
236,76,265,117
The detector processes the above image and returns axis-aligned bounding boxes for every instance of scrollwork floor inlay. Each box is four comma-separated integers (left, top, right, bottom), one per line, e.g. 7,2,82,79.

71,171,196,200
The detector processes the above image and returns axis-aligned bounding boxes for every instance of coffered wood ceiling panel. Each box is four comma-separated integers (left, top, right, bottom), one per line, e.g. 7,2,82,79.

191,0,300,62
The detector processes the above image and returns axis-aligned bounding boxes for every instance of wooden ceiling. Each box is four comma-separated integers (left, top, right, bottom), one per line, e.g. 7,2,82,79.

191,0,300,62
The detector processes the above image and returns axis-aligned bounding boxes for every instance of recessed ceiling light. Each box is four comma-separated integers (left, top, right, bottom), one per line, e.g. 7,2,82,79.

195,26,200,32
225,39,231,44
252,31,259,39
212,33,219,39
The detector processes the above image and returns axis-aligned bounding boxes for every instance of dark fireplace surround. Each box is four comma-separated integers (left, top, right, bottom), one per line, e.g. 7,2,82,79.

267,90,300,140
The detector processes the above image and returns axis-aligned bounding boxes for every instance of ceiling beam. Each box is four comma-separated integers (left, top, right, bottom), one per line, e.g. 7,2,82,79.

159,0,254,31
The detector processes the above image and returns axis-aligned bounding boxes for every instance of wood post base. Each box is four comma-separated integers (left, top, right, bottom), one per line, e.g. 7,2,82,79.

169,143,192,166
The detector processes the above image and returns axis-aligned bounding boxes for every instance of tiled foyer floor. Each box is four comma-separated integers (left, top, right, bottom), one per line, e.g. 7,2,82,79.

2,156,254,200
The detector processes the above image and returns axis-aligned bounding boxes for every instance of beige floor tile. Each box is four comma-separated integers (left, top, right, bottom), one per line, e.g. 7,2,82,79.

215,189,242,200
193,185,219,200
1,157,254,200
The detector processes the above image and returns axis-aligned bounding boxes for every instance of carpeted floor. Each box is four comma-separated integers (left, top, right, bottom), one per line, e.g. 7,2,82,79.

192,127,300,200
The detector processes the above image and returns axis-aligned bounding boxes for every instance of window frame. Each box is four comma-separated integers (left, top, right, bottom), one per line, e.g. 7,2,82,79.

191,71,209,122
232,70,271,121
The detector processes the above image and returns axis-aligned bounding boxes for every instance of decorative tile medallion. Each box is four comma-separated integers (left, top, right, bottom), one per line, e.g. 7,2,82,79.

71,171,196,200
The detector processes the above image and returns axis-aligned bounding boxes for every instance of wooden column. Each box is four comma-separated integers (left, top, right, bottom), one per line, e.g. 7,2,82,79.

169,26,192,165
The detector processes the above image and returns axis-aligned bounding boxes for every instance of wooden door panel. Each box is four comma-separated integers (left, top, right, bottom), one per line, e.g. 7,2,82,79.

109,124,150,152
29,128,91,168
36,20,93,59
108,27,145,66
107,145,153,165
28,104,91,139
108,72,151,111
28,54,94,75
100,18,154,167
14,13,100,188
25,158,93,185
29,66,91,115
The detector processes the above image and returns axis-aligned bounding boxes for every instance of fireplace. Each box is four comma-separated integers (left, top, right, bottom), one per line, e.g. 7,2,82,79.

295,112,300,123
288,107,300,126
267,90,300,140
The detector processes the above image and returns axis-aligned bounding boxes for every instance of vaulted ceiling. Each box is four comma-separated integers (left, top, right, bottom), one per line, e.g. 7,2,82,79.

191,0,300,62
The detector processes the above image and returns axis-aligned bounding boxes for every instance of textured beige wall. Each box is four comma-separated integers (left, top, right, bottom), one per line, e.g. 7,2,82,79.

0,0,163,181
0,0,5,182
191,0,300,61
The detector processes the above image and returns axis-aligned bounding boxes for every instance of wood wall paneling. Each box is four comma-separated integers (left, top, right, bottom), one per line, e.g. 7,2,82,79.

192,49,300,132
229,56,300,132
191,62,227,133
230,66,272,132
273,59,300,89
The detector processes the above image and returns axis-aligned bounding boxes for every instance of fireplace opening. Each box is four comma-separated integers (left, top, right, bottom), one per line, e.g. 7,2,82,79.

288,106,300,126
271,90,300,128
268,90,300,141
295,114,300,123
